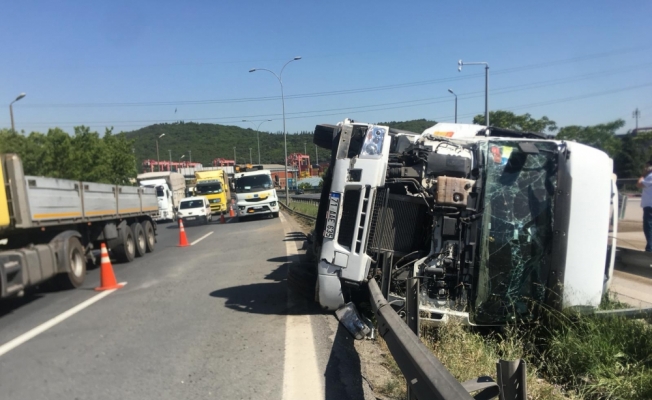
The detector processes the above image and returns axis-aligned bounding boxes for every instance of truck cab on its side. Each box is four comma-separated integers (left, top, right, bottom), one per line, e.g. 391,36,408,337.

312,119,618,326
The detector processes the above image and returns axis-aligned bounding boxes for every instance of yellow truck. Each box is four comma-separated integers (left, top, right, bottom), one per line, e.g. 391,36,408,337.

194,169,231,214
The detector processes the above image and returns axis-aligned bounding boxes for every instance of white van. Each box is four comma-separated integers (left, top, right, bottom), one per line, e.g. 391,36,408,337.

177,196,213,225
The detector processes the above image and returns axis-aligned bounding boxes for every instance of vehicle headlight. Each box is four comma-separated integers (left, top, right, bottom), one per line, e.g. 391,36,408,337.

238,206,245,211
270,201,277,206
359,126,386,159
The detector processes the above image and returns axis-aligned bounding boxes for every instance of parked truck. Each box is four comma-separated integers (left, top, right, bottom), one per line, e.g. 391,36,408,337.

233,166,279,221
194,169,230,214
311,119,618,326
137,171,186,222
0,154,159,298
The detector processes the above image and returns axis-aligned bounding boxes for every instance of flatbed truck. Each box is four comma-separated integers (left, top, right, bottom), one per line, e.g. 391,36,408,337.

0,154,159,298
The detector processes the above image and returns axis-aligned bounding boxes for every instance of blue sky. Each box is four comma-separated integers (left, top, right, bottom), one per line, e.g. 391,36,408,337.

1,0,651,136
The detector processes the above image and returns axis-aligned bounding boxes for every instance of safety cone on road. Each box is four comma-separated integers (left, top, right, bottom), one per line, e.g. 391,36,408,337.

220,212,226,224
229,203,236,218
178,219,190,247
95,243,124,291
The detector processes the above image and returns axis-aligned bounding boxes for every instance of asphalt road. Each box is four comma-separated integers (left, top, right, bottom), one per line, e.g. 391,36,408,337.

0,214,372,400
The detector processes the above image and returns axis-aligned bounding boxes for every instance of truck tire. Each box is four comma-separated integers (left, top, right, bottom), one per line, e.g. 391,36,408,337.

113,225,135,263
143,220,156,253
55,236,86,289
131,222,147,258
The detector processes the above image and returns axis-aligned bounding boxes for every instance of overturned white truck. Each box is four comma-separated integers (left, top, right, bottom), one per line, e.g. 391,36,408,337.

312,119,618,326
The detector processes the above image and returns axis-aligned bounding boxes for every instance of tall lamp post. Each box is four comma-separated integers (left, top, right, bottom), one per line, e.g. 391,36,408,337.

447,89,458,123
249,148,252,164
249,56,302,202
458,60,489,126
242,119,272,165
233,147,237,165
168,150,172,171
9,93,26,132
156,133,165,171
189,150,192,163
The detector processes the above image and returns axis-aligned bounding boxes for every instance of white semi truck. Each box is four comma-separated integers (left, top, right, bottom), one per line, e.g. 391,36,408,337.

233,166,280,221
137,171,186,221
311,119,618,326
0,154,159,298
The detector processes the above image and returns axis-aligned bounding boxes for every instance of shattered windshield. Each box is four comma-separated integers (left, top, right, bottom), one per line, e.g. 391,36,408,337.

472,140,558,325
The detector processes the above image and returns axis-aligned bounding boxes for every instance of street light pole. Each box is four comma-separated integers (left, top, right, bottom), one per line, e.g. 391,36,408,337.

249,56,302,203
156,133,165,172
249,148,252,164
9,93,26,133
189,150,192,163
233,147,236,165
458,60,490,126
447,89,458,123
242,119,272,165
315,145,318,165
168,150,172,171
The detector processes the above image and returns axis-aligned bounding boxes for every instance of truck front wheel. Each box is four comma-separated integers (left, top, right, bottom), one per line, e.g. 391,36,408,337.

113,226,136,263
55,236,86,289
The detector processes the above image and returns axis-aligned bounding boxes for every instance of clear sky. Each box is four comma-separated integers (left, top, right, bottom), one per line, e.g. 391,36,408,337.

1,0,651,136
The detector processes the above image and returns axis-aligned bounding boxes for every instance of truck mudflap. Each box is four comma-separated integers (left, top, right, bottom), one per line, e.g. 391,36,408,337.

317,260,345,310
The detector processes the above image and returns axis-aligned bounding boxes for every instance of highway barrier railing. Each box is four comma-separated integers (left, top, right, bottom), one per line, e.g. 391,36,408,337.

368,278,527,400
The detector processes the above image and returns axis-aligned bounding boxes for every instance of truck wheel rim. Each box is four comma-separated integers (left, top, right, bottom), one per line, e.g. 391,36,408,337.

71,249,83,277
147,228,154,246
127,236,134,254
138,232,146,250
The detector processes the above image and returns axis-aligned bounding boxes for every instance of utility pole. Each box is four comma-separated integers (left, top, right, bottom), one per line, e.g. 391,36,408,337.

315,145,318,165
168,150,172,171
233,147,236,165
249,148,252,164
633,108,641,132
304,141,307,155
189,150,192,163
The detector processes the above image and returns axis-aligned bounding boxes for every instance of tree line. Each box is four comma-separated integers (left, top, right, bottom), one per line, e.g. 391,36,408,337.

0,112,646,184
0,127,137,185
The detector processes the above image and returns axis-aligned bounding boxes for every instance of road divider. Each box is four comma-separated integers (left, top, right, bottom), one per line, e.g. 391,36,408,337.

0,282,127,358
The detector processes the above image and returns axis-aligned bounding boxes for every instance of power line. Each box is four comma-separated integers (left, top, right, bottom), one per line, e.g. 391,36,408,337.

22,81,652,129
23,63,652,126
21,44,652,109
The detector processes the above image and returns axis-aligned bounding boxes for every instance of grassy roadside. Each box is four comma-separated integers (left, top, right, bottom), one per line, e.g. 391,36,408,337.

285,201,318,218
421,295,652,400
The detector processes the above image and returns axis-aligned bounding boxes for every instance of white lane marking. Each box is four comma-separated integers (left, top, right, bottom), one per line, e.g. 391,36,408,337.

280,213,323,399
191,231,214,246
0,282,127,358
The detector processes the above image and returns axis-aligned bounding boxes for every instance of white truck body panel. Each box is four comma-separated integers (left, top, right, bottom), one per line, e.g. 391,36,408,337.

563,141,614,308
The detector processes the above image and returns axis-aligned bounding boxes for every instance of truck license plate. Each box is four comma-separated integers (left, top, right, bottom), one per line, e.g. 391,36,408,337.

324,192,341,239
186,217,196,220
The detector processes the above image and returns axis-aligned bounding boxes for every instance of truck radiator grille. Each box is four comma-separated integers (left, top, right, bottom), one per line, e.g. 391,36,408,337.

337,189,361,249
366,192,428,255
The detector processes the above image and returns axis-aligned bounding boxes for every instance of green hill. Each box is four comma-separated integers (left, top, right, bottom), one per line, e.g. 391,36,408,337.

125,119,437,168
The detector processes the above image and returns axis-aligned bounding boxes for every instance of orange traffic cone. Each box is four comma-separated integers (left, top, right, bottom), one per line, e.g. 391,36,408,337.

220,212,226,224
95,243,124,291
229,203,236,218
178,219,190,247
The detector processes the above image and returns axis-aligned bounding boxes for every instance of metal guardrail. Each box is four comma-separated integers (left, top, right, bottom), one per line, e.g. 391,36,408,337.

279,201,317,221
369,279,477,400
